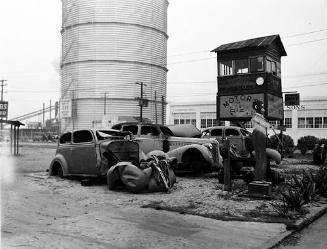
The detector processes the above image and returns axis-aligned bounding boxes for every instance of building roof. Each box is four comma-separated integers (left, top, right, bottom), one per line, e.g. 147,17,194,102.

211,34,287,56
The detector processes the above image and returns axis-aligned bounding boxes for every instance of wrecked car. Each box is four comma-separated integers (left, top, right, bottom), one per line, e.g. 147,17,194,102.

111,122,223,174
49,129,139,177
49,129,176,192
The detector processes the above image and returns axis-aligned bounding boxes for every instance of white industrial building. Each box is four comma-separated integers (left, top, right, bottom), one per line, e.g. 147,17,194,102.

168,96,327,144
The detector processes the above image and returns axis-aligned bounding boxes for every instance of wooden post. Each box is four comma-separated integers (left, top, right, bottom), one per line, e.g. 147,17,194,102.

223,139,232,191
17,126,20,155
10,124,12,154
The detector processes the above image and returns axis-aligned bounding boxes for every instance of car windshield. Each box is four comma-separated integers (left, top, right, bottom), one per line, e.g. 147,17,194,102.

96,130,125,140
159,126,174,136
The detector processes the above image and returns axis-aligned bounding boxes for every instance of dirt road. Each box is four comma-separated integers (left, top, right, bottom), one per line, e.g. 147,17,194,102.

1,143,288,249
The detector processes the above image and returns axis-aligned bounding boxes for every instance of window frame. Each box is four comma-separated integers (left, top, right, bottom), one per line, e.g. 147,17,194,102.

72,130,94,144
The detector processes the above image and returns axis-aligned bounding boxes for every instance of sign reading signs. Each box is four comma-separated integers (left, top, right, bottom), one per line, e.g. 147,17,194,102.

219,93,264,119
285,93,300,106
60,99,72,118
0,101,8,118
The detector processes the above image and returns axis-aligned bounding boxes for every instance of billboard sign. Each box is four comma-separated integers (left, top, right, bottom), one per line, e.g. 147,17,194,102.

285,93,300,106
0,101,8,118
218,93,264,119
60,99,72,118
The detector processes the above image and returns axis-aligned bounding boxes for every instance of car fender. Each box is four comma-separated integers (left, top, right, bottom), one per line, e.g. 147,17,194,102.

167,144,214,166
49,154,69,176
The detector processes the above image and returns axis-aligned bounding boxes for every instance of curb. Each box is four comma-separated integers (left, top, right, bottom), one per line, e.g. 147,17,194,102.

263,201,327,249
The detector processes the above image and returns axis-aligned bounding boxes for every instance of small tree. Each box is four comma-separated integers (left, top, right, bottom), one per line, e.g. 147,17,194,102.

269,134,295,154
297,136,319,154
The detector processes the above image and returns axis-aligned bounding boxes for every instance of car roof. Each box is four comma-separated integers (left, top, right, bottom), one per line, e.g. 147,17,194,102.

203,126,243,131
113,122,165,127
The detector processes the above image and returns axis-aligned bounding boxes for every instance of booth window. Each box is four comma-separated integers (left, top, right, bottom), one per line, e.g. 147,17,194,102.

250,57,263,72
235,59,249,74
324,117,327,128
219,60,233,76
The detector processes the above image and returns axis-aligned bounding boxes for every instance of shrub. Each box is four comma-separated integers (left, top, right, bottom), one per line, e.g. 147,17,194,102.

297,136,319,154
269,134,295,154
318,138,327,146
314,167,327,196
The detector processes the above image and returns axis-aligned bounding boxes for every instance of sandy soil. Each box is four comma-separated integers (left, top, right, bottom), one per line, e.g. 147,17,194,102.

1,143,291,249
1,143,325,248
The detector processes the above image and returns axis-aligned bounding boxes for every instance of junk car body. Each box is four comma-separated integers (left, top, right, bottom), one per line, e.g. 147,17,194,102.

111,122,223,173
201,126,252,155
49,129,140,177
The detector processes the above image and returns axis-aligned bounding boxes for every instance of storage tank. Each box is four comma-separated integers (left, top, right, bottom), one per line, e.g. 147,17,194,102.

60,0,168,132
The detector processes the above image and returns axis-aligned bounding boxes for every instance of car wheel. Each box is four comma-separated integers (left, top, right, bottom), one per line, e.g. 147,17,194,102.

51,162,64,178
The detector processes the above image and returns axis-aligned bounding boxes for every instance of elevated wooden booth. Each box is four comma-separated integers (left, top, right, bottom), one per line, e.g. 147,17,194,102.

211,34,287,123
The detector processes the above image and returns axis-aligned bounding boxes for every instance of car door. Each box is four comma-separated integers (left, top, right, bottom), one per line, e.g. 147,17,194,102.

57,132,73,173
71,130,97,175
225,128,243,152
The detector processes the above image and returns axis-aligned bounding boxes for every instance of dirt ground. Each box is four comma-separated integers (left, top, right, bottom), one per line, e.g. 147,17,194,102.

1,143,324,248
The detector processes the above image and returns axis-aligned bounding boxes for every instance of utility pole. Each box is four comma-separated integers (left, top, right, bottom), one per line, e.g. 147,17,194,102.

0,79,8,132
0,79,7,101
104,92,107,115
135,82,147,122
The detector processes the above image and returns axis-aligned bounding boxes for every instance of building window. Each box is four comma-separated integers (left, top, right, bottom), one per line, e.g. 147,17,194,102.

324,117,327,128
298,118,305,128
174,119,179,125
191,119,196,126
306,117,314,128
277,62,281,77
271,61,277,75
219,60,233,76
244,121,253,128
235,59,249,74
315,117,323,128
201,119,206,128
185,119,190,124
284,118,292,128
180,119,185,124
250,57,264,72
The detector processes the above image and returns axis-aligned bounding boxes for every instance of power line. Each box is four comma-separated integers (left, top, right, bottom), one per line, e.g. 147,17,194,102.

282,28,327,38
286,37,327,47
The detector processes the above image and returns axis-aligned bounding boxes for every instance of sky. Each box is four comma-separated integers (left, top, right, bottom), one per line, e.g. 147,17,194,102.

1,0,327,120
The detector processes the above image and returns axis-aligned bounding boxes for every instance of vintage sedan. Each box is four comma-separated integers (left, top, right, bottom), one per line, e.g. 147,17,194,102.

112,122,223,173
49,129,140,177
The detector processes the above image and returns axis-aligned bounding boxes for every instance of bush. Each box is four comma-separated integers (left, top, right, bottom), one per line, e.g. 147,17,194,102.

268,134,295,154
314,167,327,196
297,136,319,154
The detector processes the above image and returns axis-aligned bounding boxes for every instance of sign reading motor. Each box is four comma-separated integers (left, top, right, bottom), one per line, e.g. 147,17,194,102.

0,101,8,118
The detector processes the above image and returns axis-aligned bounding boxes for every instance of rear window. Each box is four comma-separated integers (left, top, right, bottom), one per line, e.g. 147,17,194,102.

141,126,160,136
59,132,71,144
73,130,93,143
159,126,174,136
122,125,138,135
225,128,240,137
211,129,222,136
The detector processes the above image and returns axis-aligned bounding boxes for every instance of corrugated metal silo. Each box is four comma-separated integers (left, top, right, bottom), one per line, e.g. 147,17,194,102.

60,0,168,132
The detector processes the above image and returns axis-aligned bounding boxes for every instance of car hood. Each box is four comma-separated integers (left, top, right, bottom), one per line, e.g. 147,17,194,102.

168,124,202,138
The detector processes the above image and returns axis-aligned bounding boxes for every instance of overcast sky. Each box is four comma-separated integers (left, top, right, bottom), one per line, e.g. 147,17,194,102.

1,0,327,120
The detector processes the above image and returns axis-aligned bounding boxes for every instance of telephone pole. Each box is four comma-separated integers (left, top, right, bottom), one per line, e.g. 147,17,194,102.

0,79,8,132
135,82,147,122
0,79,7,102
